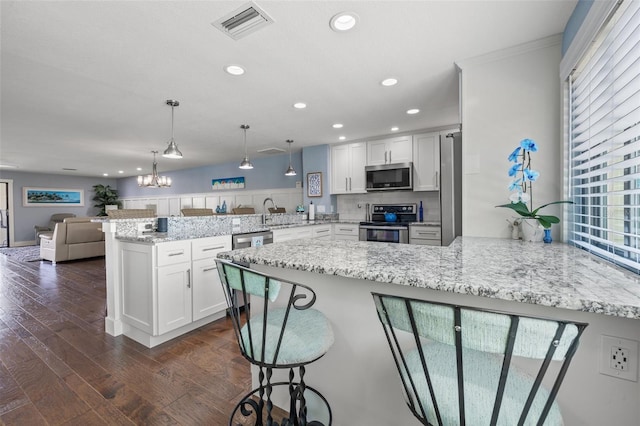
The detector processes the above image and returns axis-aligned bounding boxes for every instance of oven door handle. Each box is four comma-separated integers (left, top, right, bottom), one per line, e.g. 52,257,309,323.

360,225,407,231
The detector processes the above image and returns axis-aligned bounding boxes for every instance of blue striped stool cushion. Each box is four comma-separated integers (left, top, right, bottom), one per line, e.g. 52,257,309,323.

402,341,564,425
241,307,334,365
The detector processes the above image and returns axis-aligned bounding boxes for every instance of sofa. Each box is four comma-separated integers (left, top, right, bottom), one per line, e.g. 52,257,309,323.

39,217,105,263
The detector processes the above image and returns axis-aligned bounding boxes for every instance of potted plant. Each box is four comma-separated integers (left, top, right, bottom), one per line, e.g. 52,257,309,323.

92,184,122,216
496,138,572,241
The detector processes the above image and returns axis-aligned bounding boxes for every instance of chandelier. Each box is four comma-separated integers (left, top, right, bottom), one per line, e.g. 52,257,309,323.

137,151,172,188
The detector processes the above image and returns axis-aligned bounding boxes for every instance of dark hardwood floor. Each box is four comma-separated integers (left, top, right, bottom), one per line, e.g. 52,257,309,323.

0,254,252,425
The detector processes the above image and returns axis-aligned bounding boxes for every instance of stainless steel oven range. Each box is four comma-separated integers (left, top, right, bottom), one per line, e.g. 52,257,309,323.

359,203,416,244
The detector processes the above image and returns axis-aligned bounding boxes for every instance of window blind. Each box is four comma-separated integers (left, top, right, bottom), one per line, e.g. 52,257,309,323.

568,0,640,274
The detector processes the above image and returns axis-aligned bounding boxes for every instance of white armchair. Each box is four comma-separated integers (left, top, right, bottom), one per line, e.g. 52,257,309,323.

34,213,76,244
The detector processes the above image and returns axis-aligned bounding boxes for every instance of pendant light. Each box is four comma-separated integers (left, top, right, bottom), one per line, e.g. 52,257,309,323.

137,151,172,188
239,124,254,169
163,100,183,159
284,139,296,176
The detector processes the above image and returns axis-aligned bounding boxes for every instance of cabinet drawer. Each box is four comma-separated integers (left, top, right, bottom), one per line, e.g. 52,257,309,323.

156,241,191,266
313,225,332,238
409,226,441,240
192,236,231,261
333,224,359,236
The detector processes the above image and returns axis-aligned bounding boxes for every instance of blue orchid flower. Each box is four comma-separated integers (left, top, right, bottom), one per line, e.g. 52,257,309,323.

509,178,522,191
520,138,538,152
508,163,522,177
524,168,540,181
508,146,521,162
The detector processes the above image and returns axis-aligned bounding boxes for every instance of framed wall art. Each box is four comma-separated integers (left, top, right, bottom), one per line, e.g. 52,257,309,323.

307,172,322,197
212,176,245,190
23,187,84,207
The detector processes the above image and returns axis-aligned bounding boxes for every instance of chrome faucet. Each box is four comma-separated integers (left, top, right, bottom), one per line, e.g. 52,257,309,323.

262,197,275,225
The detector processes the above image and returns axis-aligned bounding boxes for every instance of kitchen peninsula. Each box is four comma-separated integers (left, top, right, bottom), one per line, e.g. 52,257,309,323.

217,237,640,426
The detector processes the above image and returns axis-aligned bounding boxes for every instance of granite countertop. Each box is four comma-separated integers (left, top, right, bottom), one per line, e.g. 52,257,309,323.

114,219,358,244
217,236,640,320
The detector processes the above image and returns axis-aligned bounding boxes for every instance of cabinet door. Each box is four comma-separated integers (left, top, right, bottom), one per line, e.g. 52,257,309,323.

367,140,388,165
157,263,192,335
331,144,350,194
388,135,413,164
349,143,367,193
413,132,440,191
192,258,227,321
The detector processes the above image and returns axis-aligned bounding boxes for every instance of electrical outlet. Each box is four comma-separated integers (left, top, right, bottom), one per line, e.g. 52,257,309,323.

600,335,639,381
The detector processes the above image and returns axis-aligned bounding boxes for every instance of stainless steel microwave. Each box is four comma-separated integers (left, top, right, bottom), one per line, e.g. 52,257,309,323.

365,162,413,191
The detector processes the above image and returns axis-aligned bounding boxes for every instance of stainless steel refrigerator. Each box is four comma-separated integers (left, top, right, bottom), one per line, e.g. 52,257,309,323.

440,131,463,246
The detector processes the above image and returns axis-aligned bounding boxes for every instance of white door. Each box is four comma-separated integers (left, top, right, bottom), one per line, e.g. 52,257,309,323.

192,258,227,321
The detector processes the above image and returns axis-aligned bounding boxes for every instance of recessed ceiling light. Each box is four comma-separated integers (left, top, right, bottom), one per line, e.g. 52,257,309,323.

224,64,245,76
330,12,359,32
103,173,109,176
136,167,142,171
339,136,346,141
391,127,399,131
381,78,398,87
406,108,420,115
0,164,18,169
332,123,343,129
118,170,124,174
293,102,307,109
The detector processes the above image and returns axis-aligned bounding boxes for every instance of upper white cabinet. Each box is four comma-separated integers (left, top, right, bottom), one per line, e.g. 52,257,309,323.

413,132,440,191
331,142,367,194
367,135,413,165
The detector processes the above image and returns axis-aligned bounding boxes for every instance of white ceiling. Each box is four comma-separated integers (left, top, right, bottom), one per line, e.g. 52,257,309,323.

0,0,577,178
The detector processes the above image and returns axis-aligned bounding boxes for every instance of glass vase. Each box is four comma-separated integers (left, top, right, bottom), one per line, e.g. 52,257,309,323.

543,229,552,243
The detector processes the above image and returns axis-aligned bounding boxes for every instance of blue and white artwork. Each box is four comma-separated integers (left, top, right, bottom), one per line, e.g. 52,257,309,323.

307,172,322,197
23,188,84,206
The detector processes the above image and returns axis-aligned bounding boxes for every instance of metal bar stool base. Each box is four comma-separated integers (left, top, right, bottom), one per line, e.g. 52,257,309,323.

230,381,332,426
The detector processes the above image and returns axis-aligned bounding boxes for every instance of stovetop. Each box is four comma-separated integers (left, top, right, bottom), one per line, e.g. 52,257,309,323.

361,203,417,226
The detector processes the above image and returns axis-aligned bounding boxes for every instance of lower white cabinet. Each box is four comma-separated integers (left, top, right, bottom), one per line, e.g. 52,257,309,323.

409,225,441,246
333,223,360,241
273,225,331,242
157,261,192,335
313,224,332,240
120,235,231,347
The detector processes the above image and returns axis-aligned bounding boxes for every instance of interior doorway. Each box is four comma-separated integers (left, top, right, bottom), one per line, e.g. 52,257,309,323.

0,179,14,247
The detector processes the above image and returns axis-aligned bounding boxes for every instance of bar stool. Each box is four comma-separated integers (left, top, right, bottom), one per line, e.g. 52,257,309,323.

216,259,334,426
372,293,588,425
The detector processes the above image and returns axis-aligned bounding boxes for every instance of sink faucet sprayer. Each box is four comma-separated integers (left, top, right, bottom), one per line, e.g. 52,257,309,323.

263,197,276,225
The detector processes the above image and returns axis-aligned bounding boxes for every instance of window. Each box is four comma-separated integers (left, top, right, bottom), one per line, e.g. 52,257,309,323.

568,0,640,274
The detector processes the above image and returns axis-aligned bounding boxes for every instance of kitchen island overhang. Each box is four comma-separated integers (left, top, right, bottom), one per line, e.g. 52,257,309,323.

217,237,640,426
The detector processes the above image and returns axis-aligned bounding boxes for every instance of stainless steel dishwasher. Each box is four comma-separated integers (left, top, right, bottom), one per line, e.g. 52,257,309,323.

230,230,273,309
232,230,274,249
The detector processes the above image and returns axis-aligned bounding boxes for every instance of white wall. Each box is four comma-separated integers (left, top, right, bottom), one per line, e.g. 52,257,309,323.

457,35,564,240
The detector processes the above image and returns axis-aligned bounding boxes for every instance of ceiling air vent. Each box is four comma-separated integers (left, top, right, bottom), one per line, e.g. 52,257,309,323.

257,147,286,155
212,2,274,40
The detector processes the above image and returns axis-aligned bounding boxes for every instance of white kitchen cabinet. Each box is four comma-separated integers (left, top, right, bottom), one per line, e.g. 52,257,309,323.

157,262,192,335
273,226,313,242
313,224,332,240
331,142,366,194
409,225,441,246
191,236,231,321
367,135,413,165
413,132,440,191
119,235,231,347
333,223,360,241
